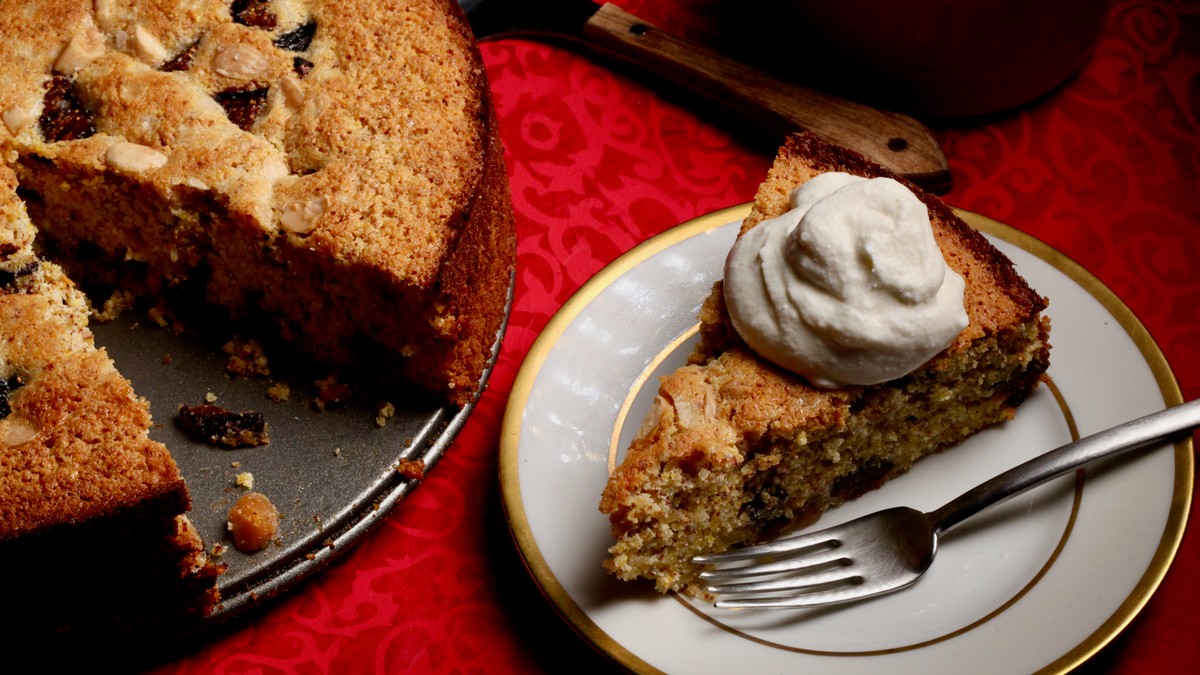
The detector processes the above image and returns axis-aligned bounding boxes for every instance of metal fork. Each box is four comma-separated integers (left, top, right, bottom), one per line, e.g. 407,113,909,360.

692,399,1200,609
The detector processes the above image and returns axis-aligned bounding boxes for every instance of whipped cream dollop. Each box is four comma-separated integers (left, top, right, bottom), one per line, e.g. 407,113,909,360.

723,172,968,388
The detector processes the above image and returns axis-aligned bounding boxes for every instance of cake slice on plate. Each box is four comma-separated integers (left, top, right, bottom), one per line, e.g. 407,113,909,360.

600,132,1051,594
0,164,221,640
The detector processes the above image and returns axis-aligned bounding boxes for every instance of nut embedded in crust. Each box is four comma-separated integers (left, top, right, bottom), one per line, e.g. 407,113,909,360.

131,24,169,65
2,106,35,136
105,141,168,172
279,74,304,110
2,419,39,447
54,26,106,75
280,196,327,234
213,44,269,80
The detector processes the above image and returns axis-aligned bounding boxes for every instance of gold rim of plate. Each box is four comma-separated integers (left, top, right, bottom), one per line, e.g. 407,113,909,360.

498,204,1193,674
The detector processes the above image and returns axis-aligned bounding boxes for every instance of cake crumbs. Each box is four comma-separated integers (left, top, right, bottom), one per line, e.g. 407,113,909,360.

235,471,254,489
223,337,271,377
266,381,291,402
374,401,395,427
211,543,228,557
90,289,134,322
204,391,218,403
161,353,172,365
146,304,169,328
396,458,426,480
313,373,352,410
227,492,279,552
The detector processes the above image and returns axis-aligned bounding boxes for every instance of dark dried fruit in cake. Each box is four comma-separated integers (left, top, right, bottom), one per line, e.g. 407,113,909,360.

231,0,277,29
292,56,313,78
0,259,39,292
161,39,201,72
274,21,316,51
177,403,269,448
212,87,270,131
0,374,26,420
39,76,95,142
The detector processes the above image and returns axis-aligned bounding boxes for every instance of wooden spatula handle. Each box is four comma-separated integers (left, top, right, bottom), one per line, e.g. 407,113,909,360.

582,4,951,193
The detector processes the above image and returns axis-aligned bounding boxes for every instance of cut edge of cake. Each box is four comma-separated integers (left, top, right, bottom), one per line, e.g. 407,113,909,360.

0,162,222,641
599,132,1051,594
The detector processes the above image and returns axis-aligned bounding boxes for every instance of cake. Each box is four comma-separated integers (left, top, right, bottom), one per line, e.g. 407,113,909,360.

599,133,1051,594
0,0,515,406
0,163,221,640
0,0,513,641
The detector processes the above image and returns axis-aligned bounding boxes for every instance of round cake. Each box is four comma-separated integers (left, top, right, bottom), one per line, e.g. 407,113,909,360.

0,0,515,642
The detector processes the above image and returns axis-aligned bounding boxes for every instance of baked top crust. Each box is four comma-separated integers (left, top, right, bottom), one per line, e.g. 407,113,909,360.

0,0,516,404
0,162,186,538
0,0,490,287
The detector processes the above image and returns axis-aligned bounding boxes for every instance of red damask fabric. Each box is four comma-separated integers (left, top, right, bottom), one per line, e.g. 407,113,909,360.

150,0,1198,672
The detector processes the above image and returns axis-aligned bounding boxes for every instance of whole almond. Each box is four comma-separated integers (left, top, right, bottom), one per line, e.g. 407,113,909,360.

105,141,169,172
54,26,106,75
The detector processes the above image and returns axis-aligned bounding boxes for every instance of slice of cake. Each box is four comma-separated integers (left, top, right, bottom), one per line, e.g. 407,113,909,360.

0,0,515,405
600,132,1051,594
0,163,221,641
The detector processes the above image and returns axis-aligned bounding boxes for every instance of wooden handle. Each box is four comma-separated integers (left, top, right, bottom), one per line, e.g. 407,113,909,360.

582,4,951,193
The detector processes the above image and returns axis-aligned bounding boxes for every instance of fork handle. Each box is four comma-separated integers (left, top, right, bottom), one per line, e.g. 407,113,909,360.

929,399,1200,534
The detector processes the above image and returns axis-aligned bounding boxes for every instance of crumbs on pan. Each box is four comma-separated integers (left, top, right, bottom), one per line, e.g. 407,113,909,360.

227,492,279,552
89,289,134,322
266,381,291,402
375,401,395,427
224,337,271,377
313,373,351,410
396,458,426,480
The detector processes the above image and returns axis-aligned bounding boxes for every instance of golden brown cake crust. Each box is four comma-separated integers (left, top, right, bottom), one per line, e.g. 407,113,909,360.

1,161,220,638
0,0,515,404
0,0,511,641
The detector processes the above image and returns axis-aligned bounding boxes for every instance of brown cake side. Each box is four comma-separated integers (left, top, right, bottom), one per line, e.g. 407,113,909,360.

0,0,515,405
600,132,1051,593
0,165,220,640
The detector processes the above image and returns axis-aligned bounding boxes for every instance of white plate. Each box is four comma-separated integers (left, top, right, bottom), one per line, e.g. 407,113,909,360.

500,205,1192,674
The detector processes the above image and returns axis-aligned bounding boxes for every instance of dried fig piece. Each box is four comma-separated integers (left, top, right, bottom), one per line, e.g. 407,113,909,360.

39,76,95,142
213,86,269,131
231,0,277,29
0,259,39,292
161,39,201,72
292,56,313,78
177,403,269,448
274,21,315,52
0,374,27,420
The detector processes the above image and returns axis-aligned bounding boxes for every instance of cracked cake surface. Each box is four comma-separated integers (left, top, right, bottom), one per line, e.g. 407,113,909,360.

599,133,1052,594
1,0,515,405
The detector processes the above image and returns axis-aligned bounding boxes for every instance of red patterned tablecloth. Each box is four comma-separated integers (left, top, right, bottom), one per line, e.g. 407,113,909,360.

149,0,1198,672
